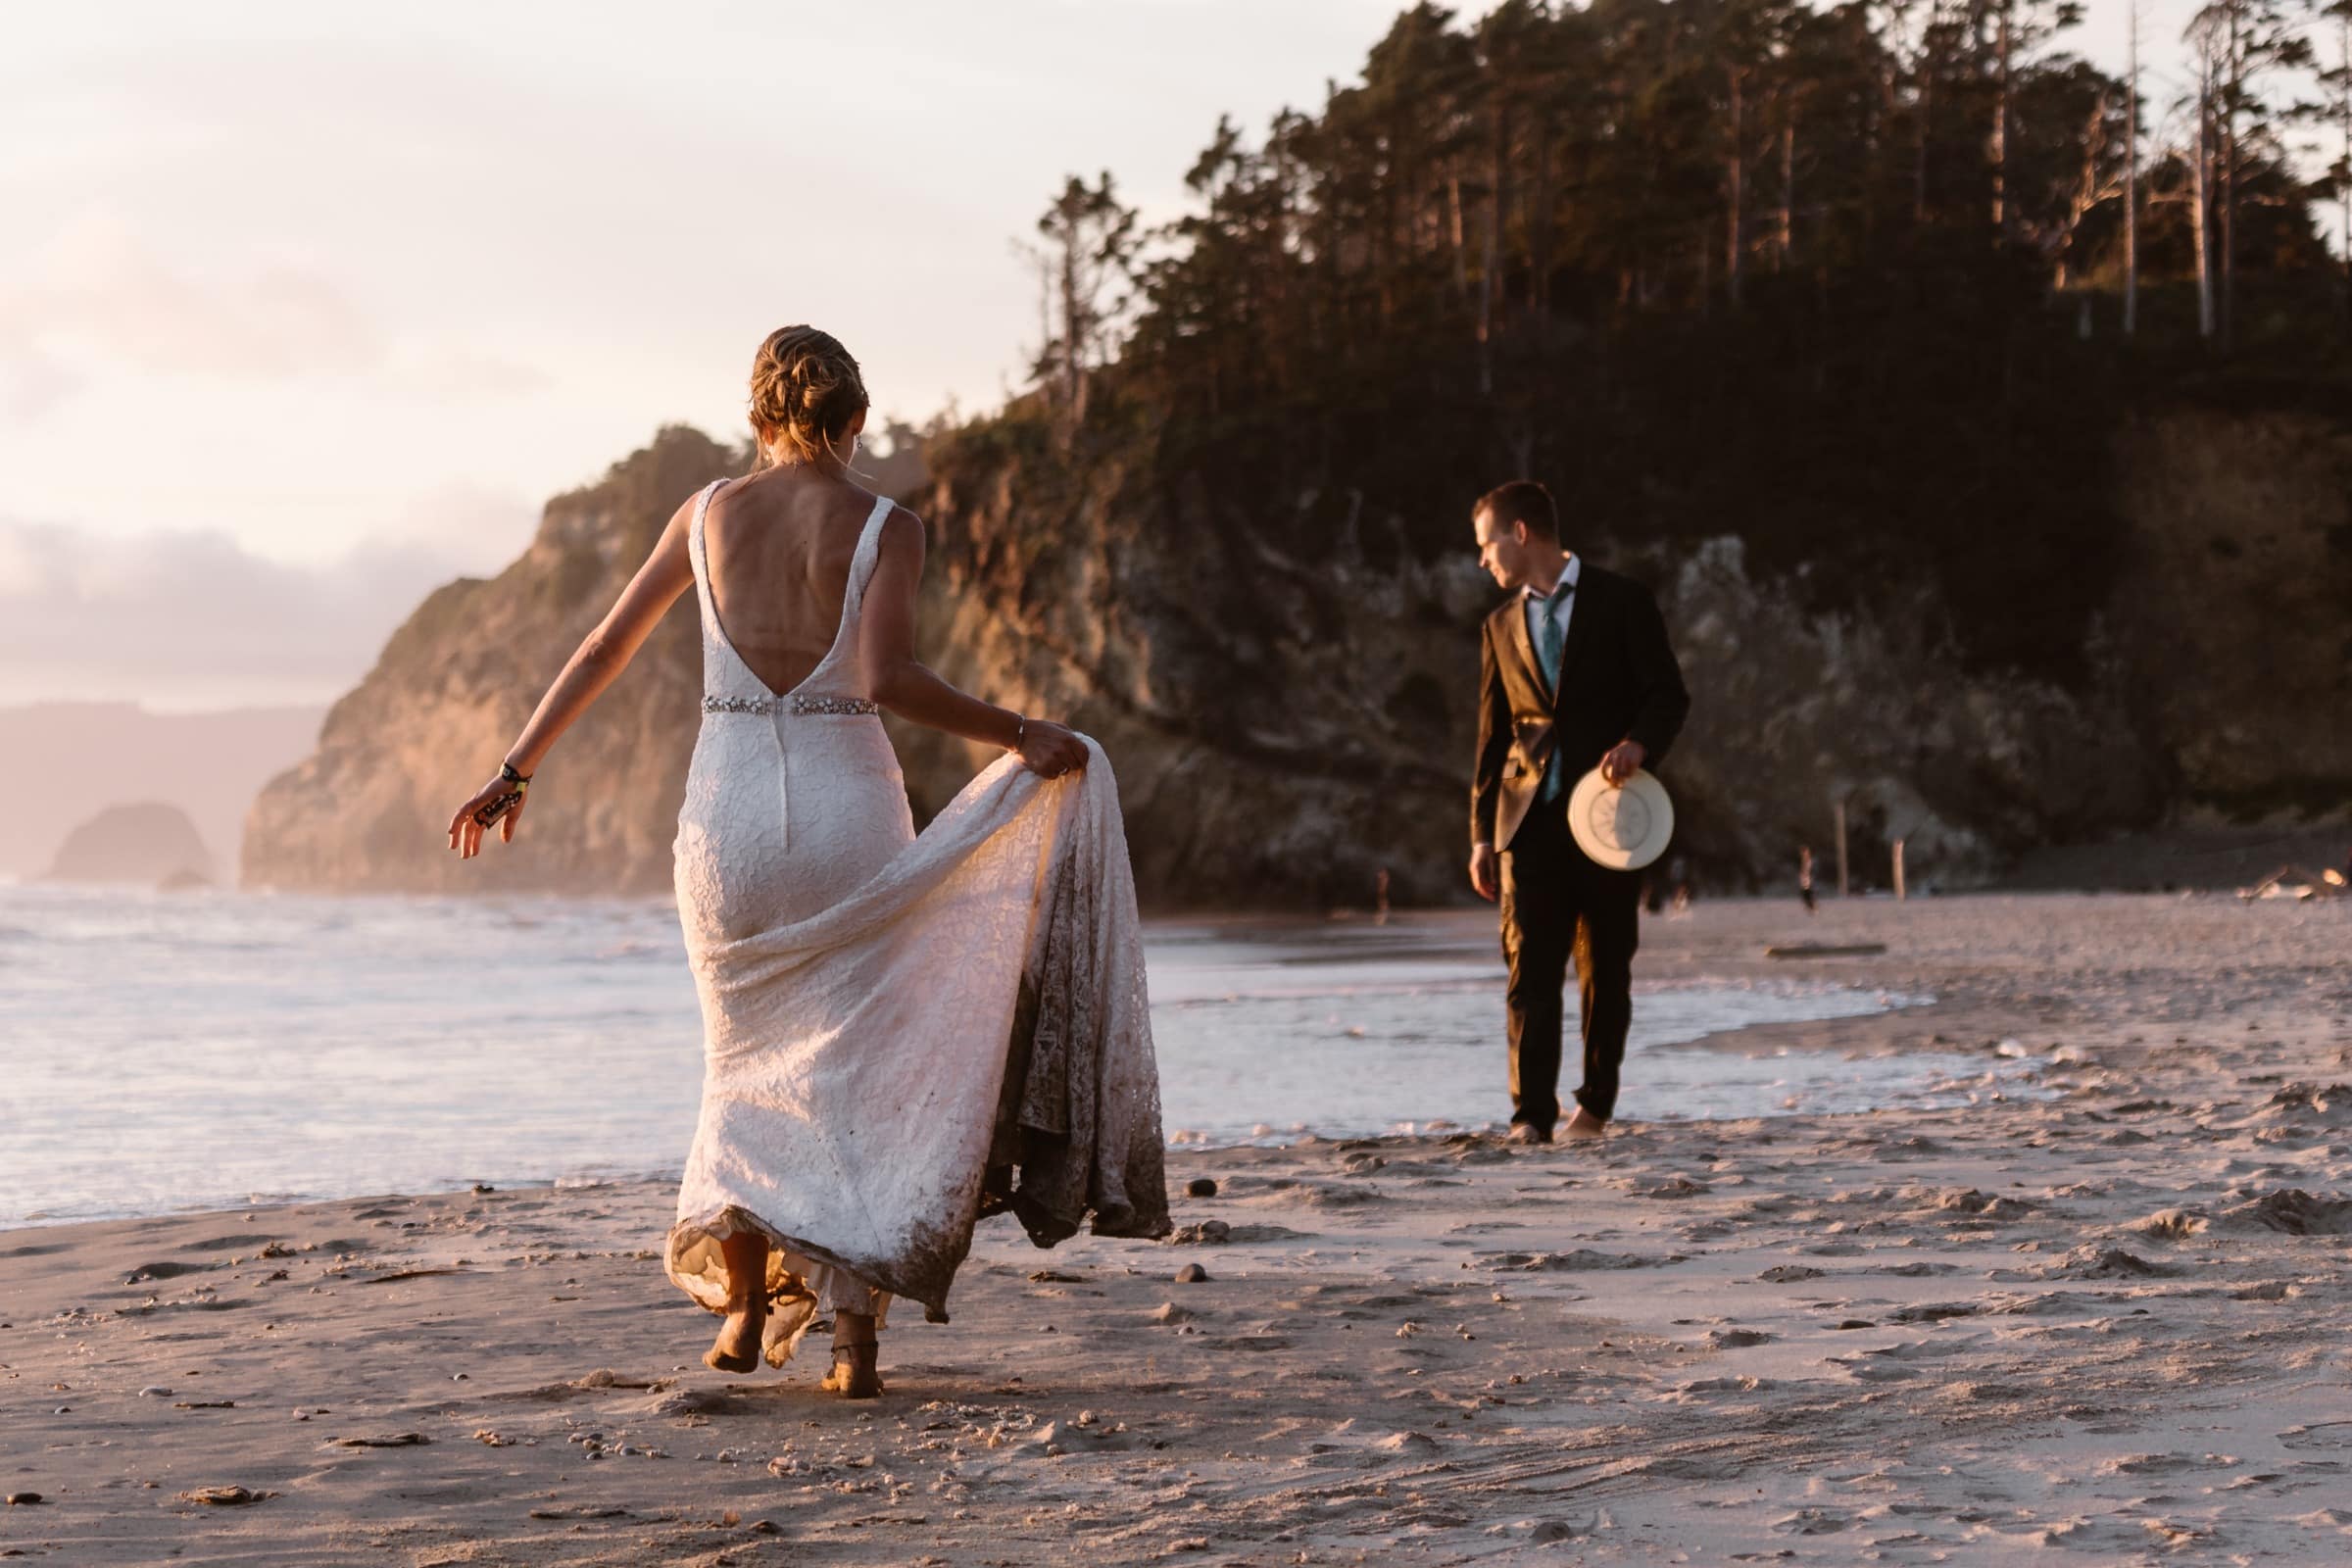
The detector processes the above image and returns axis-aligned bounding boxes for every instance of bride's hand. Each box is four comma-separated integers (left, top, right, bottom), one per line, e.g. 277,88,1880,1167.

1015,718,1089,780
446,774,528,858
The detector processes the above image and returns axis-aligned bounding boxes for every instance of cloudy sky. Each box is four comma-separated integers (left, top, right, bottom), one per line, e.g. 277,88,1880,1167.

1,0,2241,710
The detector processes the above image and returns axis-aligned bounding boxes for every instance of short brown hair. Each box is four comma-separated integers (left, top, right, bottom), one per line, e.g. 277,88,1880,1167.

1476,479,1556,539
749,325,868,466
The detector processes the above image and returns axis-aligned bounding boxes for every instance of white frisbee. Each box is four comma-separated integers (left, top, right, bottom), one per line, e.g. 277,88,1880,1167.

1565,766,1676,871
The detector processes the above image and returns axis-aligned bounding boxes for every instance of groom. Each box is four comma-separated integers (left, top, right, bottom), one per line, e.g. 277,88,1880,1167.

1468,480,1690,1144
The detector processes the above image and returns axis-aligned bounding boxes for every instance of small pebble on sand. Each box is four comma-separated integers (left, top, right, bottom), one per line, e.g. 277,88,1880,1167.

1187,1177,1218,1198
1174,1263,1210,1284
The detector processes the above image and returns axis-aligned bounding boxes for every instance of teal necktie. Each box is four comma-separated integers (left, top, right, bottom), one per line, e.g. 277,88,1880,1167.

1534,578,1572,801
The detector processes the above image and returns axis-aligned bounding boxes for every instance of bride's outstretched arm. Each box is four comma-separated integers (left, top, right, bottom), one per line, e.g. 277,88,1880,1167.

860,506,1088,779
445,492,699,857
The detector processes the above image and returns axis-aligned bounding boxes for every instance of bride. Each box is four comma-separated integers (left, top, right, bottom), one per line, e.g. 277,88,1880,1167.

446,325,1168,1398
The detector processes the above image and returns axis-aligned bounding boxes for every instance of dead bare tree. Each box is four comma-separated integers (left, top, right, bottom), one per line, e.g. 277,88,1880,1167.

2126,0,2141,334
2185,17,2222,339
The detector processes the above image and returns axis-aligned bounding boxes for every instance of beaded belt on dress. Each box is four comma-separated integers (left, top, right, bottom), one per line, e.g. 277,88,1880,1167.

704,693,879,716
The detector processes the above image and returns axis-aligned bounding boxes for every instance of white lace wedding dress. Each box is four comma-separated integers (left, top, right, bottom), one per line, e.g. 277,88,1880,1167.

663,478,1167,1366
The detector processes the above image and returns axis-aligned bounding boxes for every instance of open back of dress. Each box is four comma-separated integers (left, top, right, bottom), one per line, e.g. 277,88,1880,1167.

665,478,1167,1364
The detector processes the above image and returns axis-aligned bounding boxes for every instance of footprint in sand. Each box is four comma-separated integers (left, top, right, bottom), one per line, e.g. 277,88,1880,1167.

2225,1188,2352,1235
1772,1507,1853,1535
2049,1245,2168,1280
2134,1206,2212,1239
2098,1451,2232,1478
1477,1248,1662,1272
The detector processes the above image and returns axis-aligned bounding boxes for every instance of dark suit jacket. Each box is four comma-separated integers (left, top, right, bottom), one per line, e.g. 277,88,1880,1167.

1471,563,1690,853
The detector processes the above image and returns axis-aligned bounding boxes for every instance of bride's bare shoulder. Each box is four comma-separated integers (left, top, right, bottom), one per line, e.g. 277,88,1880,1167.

673,474,740,527
645,477,723,553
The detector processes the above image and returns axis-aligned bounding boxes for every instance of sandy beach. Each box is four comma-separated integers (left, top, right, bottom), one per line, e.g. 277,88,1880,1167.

6,893,2349,1566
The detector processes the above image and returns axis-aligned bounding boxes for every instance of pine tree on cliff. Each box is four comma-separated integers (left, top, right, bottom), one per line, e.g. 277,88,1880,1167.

2322,0,2352,324
1005,0,2335,688
1028,173,1139,442
2184,0,2317,350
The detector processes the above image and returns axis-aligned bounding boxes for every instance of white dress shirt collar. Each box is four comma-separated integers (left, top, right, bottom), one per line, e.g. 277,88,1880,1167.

1521,554,1580,602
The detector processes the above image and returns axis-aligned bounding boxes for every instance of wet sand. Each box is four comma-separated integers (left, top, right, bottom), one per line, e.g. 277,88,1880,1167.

5,894,2349,1565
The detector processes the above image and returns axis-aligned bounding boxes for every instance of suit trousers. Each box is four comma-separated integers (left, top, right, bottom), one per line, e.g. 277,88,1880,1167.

1498,795,1642,1127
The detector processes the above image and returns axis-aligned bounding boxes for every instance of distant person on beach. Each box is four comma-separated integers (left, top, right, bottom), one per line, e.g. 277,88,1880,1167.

444,326,1167,1397
1800,847,1817,913
1468,480,1690,1143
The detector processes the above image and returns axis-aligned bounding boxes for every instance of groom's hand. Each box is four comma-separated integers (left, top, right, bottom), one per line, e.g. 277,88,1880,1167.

1469,843,1499,903
1600,740,1646,787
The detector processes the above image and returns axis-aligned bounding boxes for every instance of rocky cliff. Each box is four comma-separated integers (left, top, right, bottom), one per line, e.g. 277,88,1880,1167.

2104,409,2352,813
241,427,931,898
242,428,731,896
243,406,2350,905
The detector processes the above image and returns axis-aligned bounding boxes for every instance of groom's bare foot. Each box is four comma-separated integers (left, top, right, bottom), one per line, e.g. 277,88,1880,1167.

1561,1107,1608,1141
704,1305,765,1373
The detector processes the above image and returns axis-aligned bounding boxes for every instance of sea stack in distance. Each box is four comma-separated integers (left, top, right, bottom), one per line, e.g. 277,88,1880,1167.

43,802,215,890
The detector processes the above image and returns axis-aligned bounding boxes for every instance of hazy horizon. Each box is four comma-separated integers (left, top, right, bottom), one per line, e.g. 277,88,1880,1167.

0,0,2289,712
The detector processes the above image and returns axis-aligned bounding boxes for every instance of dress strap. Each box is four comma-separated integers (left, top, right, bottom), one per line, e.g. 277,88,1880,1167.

843,495,895,610
687,478,727,622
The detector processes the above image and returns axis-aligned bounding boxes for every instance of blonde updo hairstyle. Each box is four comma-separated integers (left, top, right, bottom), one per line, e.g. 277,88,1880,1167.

749,325,868,466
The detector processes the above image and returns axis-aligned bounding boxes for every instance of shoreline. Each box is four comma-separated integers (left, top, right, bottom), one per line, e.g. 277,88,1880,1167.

8,894,2351,1563
8,973,1970,1234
